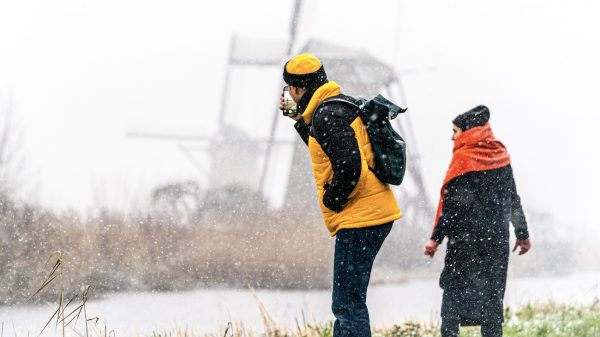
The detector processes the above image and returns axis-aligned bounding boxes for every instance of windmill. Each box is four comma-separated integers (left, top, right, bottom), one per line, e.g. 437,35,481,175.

225,0,432,225
127,0,433,228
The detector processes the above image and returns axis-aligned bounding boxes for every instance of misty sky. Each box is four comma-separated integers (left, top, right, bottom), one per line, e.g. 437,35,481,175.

0,0,599,233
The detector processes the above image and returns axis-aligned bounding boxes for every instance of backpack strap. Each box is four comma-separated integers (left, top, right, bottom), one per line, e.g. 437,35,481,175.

321,97,362,110
311,97,361,126
310,97,361,137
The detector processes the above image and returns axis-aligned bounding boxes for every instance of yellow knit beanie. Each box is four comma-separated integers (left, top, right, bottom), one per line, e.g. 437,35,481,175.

283,53,328,89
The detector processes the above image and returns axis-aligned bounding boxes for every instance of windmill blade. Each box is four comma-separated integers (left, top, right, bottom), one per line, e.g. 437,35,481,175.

287,0,303,55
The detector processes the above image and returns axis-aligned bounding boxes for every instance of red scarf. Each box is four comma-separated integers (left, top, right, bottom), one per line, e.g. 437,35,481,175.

433,123,511,229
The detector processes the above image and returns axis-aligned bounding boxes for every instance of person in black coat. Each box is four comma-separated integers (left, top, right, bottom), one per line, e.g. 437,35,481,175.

424,106,532,337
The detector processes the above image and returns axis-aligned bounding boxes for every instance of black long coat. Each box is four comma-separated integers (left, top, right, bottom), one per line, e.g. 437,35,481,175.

430,164,529,326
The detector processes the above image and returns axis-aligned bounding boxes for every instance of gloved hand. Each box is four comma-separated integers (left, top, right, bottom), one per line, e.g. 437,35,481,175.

322,183,344,213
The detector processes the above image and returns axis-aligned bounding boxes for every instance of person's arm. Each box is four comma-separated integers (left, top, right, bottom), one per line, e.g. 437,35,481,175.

507,165,531,255
312,104,361,212
425,176,468,258
280,93,309,146
430,177,466,244
508,166,529,240
294,119,310,146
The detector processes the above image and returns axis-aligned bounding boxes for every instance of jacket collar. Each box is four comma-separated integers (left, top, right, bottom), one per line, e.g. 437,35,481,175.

300,81,341,124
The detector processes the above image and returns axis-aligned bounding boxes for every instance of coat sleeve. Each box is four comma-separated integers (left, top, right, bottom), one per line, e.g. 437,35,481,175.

430,177,466,244
508,166,529,240
294,119,310,146
312,105,362,212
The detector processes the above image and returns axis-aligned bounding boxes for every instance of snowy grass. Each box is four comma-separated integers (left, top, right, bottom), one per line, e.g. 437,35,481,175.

146,302,600,337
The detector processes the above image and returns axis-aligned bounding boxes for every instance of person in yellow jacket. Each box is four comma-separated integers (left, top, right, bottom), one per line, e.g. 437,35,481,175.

280,53,402,337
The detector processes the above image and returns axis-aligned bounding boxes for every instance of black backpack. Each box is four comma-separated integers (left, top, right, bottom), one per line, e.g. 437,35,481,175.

320,95,407,185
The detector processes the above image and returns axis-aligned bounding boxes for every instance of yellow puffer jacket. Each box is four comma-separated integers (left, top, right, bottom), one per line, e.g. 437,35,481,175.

302,82,402,236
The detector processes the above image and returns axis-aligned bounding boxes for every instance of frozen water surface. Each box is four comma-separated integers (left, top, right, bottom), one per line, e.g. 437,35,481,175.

1,272,598,335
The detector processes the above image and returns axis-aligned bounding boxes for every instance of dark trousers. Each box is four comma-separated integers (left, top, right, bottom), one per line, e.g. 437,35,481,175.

332,222,393,337
441,320,503,337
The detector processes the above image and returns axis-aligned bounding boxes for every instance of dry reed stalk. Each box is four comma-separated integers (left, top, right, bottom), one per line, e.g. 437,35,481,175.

31,252,63,337
250,289,279,336
222,322,233,337
30,251,108,337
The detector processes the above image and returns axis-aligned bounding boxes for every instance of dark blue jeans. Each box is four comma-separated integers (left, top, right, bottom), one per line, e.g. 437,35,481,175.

332,222,393,337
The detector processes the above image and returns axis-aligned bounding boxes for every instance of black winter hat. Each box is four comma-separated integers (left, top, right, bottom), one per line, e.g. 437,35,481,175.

452,105,490,131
